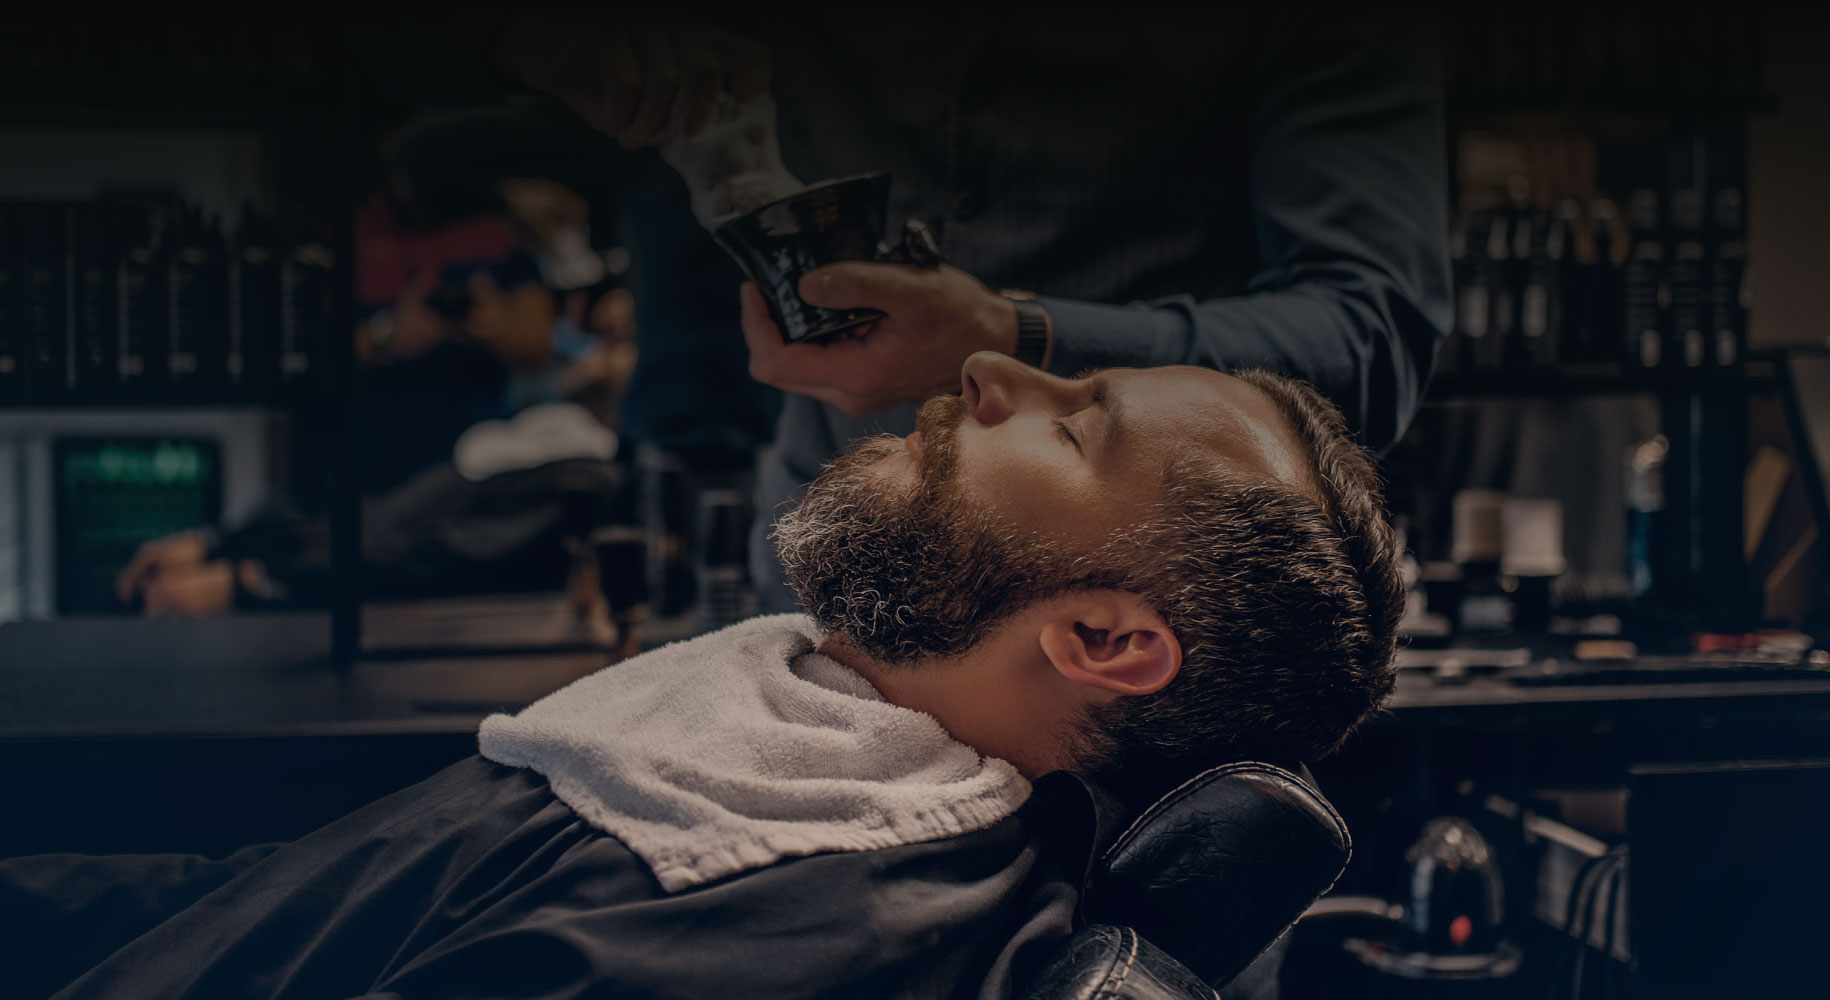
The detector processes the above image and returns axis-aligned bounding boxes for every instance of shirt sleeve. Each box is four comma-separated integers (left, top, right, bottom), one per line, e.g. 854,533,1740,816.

1040,17,1451,452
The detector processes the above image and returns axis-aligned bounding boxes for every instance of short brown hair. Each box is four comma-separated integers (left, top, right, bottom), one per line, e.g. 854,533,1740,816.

1078,370,1404,805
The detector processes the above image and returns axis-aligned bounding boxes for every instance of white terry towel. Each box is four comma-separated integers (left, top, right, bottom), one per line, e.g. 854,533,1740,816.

479,614,1032,892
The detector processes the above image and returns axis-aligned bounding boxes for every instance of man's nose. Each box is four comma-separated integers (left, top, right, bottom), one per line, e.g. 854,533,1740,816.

960,351,1063,427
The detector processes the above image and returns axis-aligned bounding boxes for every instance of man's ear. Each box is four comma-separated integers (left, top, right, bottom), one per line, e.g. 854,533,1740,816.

1036,591,1182,697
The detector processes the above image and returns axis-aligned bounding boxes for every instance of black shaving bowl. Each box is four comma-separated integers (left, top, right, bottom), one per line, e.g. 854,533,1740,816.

713,172,897,344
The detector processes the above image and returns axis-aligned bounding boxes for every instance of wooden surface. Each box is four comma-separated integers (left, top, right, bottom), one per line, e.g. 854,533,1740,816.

7,604,1830,739
0,596,698,740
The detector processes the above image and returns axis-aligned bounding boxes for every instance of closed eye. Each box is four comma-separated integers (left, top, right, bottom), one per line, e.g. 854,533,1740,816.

1054,419,1083,454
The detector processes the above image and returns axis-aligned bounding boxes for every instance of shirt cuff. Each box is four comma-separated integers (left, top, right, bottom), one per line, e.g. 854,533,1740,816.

1035,296,1198,379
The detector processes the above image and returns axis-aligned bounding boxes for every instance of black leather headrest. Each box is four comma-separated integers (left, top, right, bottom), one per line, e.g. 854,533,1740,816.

1023,925,1218,1000
1077,762,1350,988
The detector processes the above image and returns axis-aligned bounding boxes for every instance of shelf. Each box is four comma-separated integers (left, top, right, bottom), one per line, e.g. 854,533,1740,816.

1447,93,1777,120
1428,362,1778,400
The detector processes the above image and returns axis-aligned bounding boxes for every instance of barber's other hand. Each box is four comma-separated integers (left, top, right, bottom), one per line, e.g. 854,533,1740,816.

740,263,1019,417
489,15,771,149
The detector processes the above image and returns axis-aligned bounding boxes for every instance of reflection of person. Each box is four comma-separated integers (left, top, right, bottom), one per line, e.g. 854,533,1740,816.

7,359,1402,999
483,12,1451,612
115,188,638,618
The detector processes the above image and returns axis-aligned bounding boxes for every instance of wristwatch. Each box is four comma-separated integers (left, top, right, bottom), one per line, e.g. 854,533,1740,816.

999,289,1053,369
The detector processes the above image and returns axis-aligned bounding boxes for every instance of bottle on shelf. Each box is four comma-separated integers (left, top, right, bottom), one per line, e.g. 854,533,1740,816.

164,205,229,398
70,202,116,399
1666,136,1708,369
1451,207,1497,371
21,202,71,402
229,205,282,402
1515,200,1561,368
1582,198,1627,366
280,215,336,396
1705,131,1748,369
1482,204,1514,370
112,197,169,399
0,204,20,398
1496,182,1531,367
1622,188,1666,369
1551,200,1588,364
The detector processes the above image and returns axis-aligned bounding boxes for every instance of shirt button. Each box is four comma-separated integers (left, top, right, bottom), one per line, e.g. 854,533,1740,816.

951,191,985,221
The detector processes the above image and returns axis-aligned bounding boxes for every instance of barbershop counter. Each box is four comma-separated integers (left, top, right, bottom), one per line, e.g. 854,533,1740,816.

0,601,697,858
6,610,1830,858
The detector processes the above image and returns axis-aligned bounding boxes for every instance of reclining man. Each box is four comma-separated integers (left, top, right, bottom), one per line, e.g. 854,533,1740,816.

3,353,1403,1000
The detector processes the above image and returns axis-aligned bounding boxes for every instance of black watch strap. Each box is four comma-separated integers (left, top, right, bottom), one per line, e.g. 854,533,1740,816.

1001,291,1052,369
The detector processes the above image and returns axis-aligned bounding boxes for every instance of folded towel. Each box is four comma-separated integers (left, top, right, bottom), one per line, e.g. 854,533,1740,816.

479,614,1031,891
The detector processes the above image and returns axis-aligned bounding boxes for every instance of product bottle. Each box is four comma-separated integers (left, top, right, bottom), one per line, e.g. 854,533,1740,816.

70,202,116,400
1483,206,1515,371
1454,209,1494,371
21,203,71,402
1519,203,1561,367
1625,434,1668,600
1584,199,1627,366
1666,138,1707,369
280,216,336,395
0,204,24,398
1705,132,1748,368
114,199,168,398
228,205,281,402
165,205,228,399
1622,189,1665,369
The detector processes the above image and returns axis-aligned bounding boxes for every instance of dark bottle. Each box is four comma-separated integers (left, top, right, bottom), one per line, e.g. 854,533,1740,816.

114,200,168,398
1453,209,1495,371
0,204,23,398
1482,206,1515,370
165,205,229,399
1499,192,1535,368
280,217,336,395
228,205,281,402
21,203,71,401
1551,200,1586,364
1706,132,1748,368
70,203,116,399
1515,203,1561,367
1441,211,1468,376
1622,188,1666,369
1581,199,1627,365
1666,139,1707,369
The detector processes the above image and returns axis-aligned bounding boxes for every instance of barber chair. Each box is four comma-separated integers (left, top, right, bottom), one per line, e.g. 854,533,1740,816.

1025,762,1351,1000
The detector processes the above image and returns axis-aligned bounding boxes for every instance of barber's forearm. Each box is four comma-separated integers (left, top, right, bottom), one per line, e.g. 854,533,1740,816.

1038,282,1443,452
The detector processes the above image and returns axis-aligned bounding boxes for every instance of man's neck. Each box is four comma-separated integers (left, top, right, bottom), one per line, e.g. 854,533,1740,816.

813,632,1070,778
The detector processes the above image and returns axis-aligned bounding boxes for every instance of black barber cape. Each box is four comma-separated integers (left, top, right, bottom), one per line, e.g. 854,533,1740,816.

2,756,1117,1000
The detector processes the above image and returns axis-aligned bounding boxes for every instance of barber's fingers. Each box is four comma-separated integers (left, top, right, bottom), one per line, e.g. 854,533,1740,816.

798,262,935,313
740,282,880,411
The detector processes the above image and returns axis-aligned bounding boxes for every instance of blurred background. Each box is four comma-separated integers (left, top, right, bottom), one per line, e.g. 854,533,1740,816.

2,5,1829,998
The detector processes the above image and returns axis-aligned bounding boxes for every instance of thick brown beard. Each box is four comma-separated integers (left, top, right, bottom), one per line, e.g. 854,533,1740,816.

773,395,1079,663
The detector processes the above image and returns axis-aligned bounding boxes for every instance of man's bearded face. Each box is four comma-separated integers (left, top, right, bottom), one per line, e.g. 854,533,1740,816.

774,396,1082,663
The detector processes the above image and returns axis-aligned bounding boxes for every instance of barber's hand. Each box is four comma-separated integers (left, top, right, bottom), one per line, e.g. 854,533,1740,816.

740,263,1019,417
489,15,771,149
